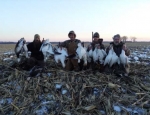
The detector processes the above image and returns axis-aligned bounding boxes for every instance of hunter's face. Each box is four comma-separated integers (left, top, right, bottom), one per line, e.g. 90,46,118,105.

93,37,98,42
34,37,40,43
113,37,121,45
69,34,75,40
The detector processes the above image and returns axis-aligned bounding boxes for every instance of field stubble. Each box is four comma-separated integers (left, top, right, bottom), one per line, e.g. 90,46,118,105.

0,42,150,114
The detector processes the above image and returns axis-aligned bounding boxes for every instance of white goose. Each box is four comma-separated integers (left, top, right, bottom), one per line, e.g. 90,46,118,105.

15,38,29,62
92,46,99,63
109,48,119,67
97,49,107,64
40,39,54,62
104,46,113,66
86,45,93,63
119,49,128,67
76,43,87,66
54,47,68,68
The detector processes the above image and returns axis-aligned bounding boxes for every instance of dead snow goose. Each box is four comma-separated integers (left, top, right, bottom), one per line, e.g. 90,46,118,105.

14,38,29,62
109,48,119,67
104,46,113,66
120,49,128,67
40,39,54,62
76,43,87,66
87,49,93,63
97,49,107,64
92,46,99,63
54,47,68,68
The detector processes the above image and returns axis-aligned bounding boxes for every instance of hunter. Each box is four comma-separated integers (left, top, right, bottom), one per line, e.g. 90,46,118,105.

105,34,130,77
60,31,81,71
87,32,105,73
22,34,44,70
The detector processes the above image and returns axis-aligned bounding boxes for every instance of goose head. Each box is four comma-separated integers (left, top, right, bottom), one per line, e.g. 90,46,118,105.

18,38,25,46
77,43,82,47
43,39,49,45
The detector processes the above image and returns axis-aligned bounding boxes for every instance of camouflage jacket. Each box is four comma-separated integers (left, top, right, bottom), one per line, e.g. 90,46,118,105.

89,39,105,51
106,42,130,56
61,39,81,55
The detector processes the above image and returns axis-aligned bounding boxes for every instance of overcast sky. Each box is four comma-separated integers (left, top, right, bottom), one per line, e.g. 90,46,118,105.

0,0,150,42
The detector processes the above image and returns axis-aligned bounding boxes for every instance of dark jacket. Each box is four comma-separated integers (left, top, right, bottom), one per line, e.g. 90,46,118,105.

106,42,130,57
27,42,44,60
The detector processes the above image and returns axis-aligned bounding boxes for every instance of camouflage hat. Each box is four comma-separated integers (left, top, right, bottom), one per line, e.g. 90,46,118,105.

113,34,121,39
93,32,99,38
34,34,40,39
68,31,76,38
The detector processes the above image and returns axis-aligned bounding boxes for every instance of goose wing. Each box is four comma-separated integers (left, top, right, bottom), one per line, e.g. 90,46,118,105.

15,40,24,53
120,50,126,65
47,43,54,54
76,46,82,59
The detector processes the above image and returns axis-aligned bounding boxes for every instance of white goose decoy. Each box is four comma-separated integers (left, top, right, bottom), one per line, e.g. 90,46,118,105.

3,57,13,62
76,43,87,66
104,46,113,66
15,38,29,62
54,47,68,68
3,51,15,56
119,49,128,67
40,39,54,62
133,56,139,61
109,49,119,67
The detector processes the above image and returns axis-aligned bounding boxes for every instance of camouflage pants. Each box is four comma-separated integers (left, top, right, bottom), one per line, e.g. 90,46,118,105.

65,59,79,71
104,63,130,74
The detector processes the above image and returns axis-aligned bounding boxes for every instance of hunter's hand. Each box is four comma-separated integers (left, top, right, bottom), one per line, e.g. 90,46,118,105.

122,44,127,51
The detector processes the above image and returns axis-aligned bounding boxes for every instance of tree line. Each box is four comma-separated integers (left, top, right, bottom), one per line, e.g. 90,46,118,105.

121,36,137,42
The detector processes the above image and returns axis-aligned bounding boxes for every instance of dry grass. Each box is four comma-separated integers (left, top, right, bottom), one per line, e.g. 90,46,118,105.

0,44,15,53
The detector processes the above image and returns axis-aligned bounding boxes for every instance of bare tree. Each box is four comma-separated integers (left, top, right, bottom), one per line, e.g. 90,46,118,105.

130,37,133,42
130,37,137,42
121,36,128,43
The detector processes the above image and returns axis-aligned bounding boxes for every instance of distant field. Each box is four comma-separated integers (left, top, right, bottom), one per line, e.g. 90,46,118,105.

0,42,150,53
0,44,15,53
103,42,150,48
